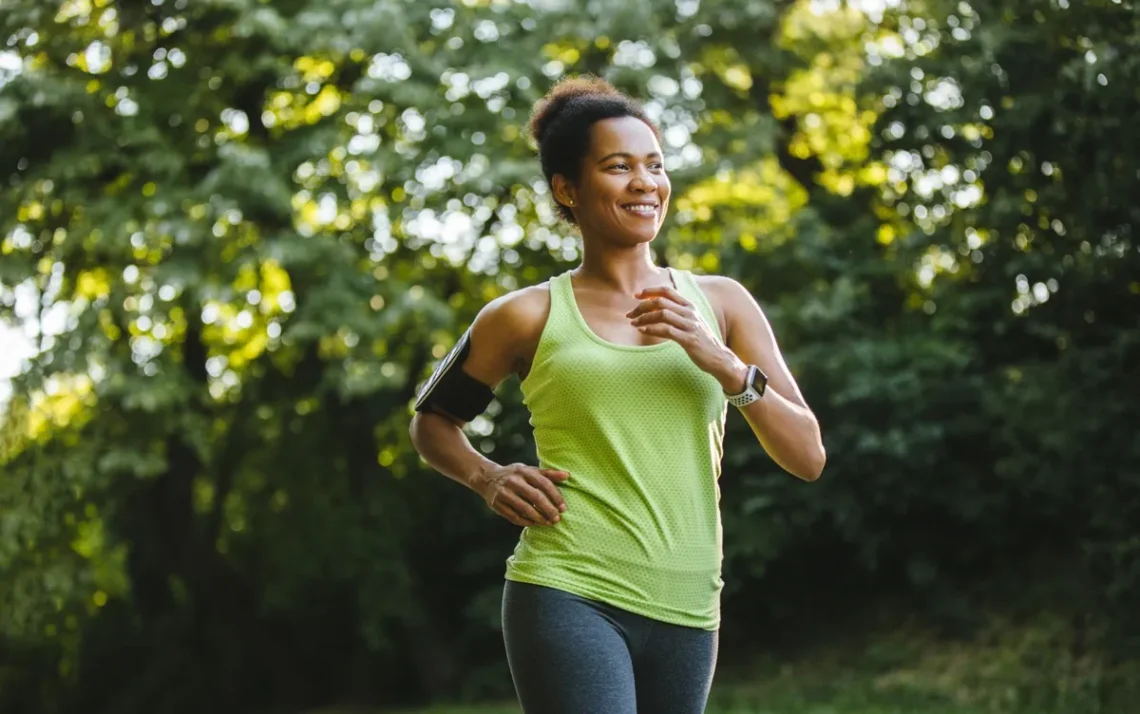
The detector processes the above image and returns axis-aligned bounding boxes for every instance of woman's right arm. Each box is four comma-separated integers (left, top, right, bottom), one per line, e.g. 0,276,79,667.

409,289,569,527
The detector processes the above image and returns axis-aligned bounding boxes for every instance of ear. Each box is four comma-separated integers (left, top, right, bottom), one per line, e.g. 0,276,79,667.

551,174,578,209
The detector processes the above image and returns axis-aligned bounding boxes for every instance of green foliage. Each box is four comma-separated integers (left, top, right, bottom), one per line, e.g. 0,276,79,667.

1,0,1137,712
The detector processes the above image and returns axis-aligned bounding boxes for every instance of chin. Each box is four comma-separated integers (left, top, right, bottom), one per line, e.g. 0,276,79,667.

612,230,658,247
612,220,663,246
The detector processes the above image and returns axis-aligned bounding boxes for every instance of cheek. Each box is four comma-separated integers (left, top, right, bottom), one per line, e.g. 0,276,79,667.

586,178,626,213
597,175,628,200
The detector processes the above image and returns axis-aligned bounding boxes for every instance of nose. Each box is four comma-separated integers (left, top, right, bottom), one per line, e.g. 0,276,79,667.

628,167,656,193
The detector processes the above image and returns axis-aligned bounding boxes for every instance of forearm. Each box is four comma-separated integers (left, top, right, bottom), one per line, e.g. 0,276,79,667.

714,359,826,482
739,387,825,481
409,411,499,492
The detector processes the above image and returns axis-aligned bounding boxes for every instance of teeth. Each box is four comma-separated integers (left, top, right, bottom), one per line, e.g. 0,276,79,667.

624,205,656,214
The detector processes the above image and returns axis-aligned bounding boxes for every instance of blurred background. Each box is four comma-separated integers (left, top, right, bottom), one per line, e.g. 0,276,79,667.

1,0,1138,713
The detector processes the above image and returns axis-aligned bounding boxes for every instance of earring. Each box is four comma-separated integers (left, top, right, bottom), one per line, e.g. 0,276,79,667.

568,199,575,206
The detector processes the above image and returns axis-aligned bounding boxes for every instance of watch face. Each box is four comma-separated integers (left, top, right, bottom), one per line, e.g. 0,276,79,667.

751,366,768,396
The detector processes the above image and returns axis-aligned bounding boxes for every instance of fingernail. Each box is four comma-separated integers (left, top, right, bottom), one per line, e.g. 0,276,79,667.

559,504,567,512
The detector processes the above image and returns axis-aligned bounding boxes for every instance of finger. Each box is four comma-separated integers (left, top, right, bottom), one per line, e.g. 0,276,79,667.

625,296,675,319
496,499,538,527
526,470,567,513
631,308,694,330
627,296,698,321
497,507,531,527
489,494,531,526
637,322,688,345
501,491,550,525
633,285,691,308
514,480,561,522
539,468,571,482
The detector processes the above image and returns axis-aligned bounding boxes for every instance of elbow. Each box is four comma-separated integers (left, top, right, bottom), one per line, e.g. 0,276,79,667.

409,411,429,453
798,446,827,483
409,409,459,453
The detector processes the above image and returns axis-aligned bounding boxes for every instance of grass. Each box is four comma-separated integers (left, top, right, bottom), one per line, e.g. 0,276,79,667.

369,656,1110,714
381,684,986,714
314,614,1130,714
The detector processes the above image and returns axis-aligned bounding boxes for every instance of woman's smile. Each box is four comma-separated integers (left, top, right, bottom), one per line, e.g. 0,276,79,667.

620,201,659,219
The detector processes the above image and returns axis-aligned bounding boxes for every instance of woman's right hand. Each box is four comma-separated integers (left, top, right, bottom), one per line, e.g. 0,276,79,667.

474,463,569,527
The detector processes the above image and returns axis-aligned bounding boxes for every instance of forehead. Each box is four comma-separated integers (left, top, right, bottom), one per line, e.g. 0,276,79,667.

587,116,661,157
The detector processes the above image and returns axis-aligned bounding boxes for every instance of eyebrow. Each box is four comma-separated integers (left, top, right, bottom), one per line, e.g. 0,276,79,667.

596,151,663,164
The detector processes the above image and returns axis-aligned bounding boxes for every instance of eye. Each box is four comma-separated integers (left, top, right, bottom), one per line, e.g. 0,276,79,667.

608,162,630,171
649,162,665,171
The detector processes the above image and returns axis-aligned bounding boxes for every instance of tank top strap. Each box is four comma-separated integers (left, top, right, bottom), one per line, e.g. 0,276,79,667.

526,270,579,362
669,268,724,344
545,270,576,336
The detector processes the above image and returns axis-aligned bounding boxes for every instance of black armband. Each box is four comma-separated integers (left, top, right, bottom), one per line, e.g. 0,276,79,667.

413,328,494,422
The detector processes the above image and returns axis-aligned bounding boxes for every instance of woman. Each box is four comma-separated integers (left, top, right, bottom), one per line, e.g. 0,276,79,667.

409,75,826,714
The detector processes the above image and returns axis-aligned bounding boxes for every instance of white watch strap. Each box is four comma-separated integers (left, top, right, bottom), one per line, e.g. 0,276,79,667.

728,390,760,408
726,365,761,407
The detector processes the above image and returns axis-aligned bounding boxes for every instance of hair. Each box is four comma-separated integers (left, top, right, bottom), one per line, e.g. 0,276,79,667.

527,75,659,224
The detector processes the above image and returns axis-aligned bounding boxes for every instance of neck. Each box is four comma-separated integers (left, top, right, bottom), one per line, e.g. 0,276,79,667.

575,241,667,294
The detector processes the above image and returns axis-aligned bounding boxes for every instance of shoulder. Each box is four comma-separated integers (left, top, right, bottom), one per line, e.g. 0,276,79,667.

692,273,753,304
466,280,552,378
474,281,551,338
690,273,760,336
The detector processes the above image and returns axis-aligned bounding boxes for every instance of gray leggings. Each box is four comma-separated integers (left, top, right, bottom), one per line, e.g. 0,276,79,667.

501,580,719,714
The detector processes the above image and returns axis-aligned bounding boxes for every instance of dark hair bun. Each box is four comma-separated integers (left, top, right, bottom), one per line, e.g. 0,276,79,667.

528,75,624,145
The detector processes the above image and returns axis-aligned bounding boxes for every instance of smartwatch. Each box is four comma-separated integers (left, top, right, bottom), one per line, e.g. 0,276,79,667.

726,364,768,407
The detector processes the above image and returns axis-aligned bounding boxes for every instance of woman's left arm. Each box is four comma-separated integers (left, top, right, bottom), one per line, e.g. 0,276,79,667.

630,278,826,482
707,277,825,481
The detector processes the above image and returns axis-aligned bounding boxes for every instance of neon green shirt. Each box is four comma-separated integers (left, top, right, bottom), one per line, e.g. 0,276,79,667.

507,268,728,630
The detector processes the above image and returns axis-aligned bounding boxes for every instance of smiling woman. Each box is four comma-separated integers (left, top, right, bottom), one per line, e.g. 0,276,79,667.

551,114,669,245
409,75,825,714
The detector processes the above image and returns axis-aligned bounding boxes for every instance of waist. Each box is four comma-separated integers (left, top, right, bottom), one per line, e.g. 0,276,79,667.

505,532,724,630
515,503,722,568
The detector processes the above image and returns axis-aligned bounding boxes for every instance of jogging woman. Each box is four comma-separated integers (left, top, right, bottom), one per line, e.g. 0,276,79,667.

409,75,826,714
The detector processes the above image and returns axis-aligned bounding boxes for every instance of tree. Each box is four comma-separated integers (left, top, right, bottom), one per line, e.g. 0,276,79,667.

2,1,1137,711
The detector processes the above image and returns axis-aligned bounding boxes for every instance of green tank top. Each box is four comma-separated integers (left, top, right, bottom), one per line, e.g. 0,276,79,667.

507,268,728,630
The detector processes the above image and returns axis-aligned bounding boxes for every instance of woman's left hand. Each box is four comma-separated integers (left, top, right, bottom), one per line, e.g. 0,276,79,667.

626,285,745,391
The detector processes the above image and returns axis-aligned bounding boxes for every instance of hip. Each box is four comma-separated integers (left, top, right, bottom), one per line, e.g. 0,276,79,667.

504,546,723,630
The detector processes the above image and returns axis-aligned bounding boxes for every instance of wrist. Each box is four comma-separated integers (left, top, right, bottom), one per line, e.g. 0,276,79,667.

465,458,499,495
713,351,749,394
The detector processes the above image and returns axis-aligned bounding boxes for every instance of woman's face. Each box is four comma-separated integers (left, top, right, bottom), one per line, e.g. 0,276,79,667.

560,116,671,245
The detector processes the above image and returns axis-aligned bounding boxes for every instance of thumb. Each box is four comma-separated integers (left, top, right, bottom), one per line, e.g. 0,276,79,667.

539,468,571,482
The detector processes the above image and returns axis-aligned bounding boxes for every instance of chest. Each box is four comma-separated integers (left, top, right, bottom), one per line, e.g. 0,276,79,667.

574,291,668,348
528,340,725,423
571,283,727,348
